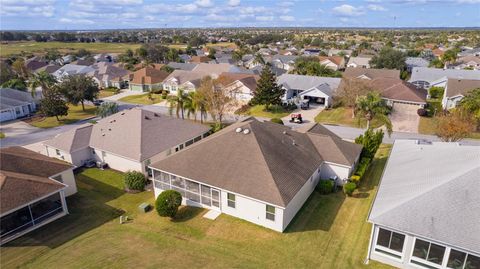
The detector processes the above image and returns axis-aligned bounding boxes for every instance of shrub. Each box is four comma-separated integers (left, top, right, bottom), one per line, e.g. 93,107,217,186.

270,118,284,125
343,182,356,197
354,157,371,177
234,104,251,115
429,87,445,99
151,88,162,94
317,180,334,194
350,175,361,185
355,129,384,159
124,171,147,191
417,108,427,117
155,190,182,218
161,90,168,99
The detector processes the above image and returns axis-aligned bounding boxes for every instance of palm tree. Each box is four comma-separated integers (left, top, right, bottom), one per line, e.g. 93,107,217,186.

29,71,57,97
184,92,198,121
355,92,393,135
167,89,187,119
193,90,208,123
253,53,265,66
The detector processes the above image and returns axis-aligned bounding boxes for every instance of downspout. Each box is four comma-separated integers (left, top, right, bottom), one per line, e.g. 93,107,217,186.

365,223,375,264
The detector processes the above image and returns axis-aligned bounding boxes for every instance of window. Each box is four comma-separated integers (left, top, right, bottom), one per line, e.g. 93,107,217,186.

227,193,235,208
411,239,446,267
185,139,194,147
447,249,480,269
266,205,275,221
375,228,405,256
55,149,61,156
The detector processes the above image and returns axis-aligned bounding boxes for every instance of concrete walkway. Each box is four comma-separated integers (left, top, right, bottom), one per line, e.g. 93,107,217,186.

203,210,221,220
281,104,324,124
0,120,41,137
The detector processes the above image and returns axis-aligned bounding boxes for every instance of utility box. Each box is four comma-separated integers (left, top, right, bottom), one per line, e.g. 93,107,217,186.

138,203,151,213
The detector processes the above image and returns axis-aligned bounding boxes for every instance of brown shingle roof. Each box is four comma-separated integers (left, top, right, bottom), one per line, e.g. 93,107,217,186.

217,72,260,91
190,56,211,63
0,147,71,214
319,56,344,66
44,124,93,152
445,78,480,98
343,67,400,80
369,78,427,104
151,118,361,207
130,67,170,85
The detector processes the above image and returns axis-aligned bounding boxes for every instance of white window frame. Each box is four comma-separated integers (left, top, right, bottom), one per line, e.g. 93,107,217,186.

373,227,406,261
266,204,275,222
409,238,447,269
446,247,480,269
227,193,236,208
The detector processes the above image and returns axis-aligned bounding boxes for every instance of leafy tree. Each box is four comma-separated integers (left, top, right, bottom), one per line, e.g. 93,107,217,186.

185,45,197,56
155,190,182,218
250,66,284,110
197,76,237,124
44,49,61,62
442,49,458,66
183,91,198,121
188,36,206,47
124,171,147,191
355,129,384,159
369,47,406,70
1,78,27,91
436,111,474,142
0,61,15,84
40,90,69,121
96,102,119,118
167,89,190,119
57,74,99,111
336,78,371,118
11,58,30,79
292,58,341,77
355,92,392,134
459,88,480,130
253,53,265,65
75,48,91,58
29,71,57,97
207,47,216,59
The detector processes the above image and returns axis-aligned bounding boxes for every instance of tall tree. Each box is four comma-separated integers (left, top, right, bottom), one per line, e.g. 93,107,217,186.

436,112,474,142
167,89,188,119
40,90,69,121
250,66,284,110
355,92,393,134
336,78,371,118
197,76,237,125
1,78,27,91
96,102,119,118
11,58,29,79
369,47,406,70
184,92,198,121
57,74,99,111
29,70,57,97
459,88,480,130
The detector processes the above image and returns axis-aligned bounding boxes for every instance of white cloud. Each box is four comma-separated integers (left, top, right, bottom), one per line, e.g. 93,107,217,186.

256,16,274,21
145,3,199,14
456,0,480,3
367,4,387,11
0,1,55,17
195,0,214,8
279,15,295,21
278,1,294,7
227,0,240,6
332,4,364,16
59,18,95,24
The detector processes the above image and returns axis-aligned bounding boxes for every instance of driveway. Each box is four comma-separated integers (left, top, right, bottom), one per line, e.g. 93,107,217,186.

0,120,41,137
389,103,420,133
101,90,144,101
282,104,324,125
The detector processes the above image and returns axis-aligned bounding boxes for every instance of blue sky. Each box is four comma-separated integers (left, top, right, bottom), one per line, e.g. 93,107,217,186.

0,0,479,30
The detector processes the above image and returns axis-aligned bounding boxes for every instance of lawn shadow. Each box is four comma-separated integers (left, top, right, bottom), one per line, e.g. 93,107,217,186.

285,190,346,233
171,206,204,223
2,171,126,249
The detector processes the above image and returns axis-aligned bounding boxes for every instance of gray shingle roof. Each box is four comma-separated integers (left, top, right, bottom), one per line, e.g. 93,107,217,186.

405,57,429,68
44,124,93,152
0,88,35,110
409,67,480,84
445,78,480,98
277,74,342,93
151,118,361,207
369,140,480,254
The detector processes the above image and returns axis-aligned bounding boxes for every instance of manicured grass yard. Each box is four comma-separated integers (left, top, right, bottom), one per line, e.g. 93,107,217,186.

247,105,291,119
315,107,382,129
0,42,141,56
0,132,5,139
27,104,96,128
118,93,164,105
98,90,116,99
0,146,394,269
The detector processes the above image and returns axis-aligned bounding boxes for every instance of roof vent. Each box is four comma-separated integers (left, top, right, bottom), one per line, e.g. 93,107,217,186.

121,112,125,115
108,128,111,131
102,133,105,136
416,139,432,145
292,139,296,146
283,131,287,135
243,128,250,135
235,127,243,133
154,113,159,117
144,116,150,120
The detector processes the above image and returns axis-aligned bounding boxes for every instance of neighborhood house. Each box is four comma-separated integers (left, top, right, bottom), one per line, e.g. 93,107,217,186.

278,74,341,106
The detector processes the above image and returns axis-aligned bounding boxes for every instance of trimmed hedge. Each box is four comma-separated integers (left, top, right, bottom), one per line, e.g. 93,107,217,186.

343,182,356,197
124,171,147,191
270,118,284,125
317,180,334,194
350,175,361,185
155,190,182,218
354,157,371,178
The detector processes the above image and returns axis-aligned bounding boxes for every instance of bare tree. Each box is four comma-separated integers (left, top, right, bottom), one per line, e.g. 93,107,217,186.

197,76,238,125
335,78,372,118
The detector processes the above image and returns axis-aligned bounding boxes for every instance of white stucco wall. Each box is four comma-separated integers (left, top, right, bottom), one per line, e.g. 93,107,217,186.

45,146,74,165
93,149,142,172
54,169,78,197
70,148,93,167
320,162,352,183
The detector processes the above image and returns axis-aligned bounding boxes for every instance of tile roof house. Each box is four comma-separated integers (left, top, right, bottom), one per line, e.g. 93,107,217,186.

441,78,480,109
278,74,342,107
128,67,170,92
167,62,198,71
367,140,480,269
162,70,209,93
319,56,346,71
44,108,211,174
0,147,77,244
347,56,373,69
409,67,480,89
189,56,211,63
0,88,36,122
149,118,362,232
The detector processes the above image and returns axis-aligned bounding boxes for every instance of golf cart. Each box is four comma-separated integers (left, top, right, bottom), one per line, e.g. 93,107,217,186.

289,113,303,124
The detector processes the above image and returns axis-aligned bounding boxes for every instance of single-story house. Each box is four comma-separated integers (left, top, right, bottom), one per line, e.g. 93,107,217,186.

405,57,430,73
88,62,130,89
0,147,77,244
343,67,400,80
452,55,480,70
52,64,95,81
25,56,48,72
328,49,352,58
319,56,345,71
367,139,480,269
409,67,480,89
44,108,211,174
347,56,373,69
149,118,362,232
167,62,198,71
441,78,480,109
277,74,342,106
189,56,211,63
0,88,36,122
269,55,298,72
128,67,170,92
217,72,259,104
369,78,427,108
191,63,243,76
162,70,209,93
34,64,61,75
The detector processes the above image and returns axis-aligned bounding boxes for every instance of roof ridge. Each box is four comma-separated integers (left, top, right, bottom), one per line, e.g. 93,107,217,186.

372,166,480,221
0,170,64,187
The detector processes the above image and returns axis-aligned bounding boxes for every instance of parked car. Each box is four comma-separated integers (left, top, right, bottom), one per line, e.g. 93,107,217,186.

93,100,104,106
300,100,310,110
84,159,96,168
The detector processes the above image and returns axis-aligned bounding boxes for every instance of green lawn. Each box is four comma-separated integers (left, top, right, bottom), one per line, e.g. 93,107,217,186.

118,93,164,105
315,107,382,128
27,104,96,128
98,90,116,99
247,105,291,119
0,42,141,56
0,132,5,139
0,146,393,269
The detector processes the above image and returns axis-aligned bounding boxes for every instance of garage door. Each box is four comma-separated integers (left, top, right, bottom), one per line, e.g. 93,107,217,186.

390,103,420,133
0,110,14,122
